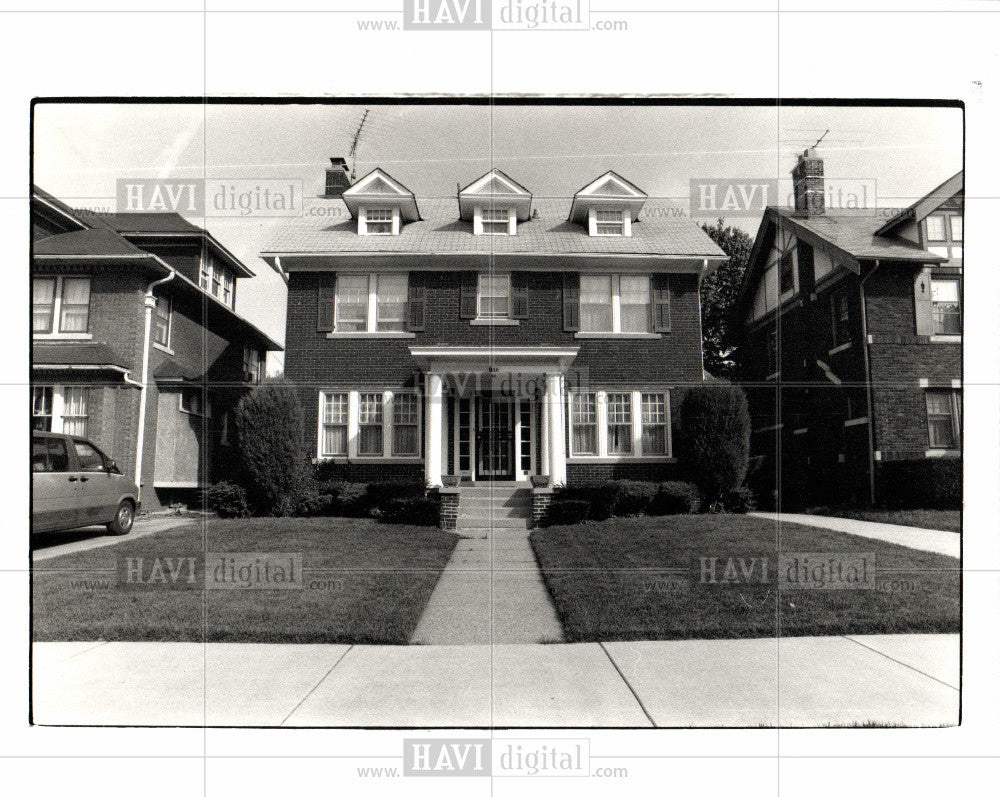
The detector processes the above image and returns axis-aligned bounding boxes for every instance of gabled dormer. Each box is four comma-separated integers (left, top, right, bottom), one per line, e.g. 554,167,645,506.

568,171,647,237
342,168,420,236
458,169,532,235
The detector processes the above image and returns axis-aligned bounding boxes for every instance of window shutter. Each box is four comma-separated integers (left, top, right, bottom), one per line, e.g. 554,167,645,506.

407,273,426,332
317,273,336,332
459,272,477,319
562,272,580,331
914,267,933,336
651,274,671,332
511,273,529,319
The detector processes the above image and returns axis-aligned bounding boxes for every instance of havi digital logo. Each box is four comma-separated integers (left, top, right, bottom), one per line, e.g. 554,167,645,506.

403,738,491,776
403,0,491,29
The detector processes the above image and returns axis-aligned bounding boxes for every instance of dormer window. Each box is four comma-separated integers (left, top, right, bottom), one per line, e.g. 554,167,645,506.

476,206,514,235
570,171,647,238
342,168,419,238
360,206,398,236
593,209,625,236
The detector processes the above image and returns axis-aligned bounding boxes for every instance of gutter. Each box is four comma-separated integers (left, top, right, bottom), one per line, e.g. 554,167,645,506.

132,268,176,492
858,260,881,506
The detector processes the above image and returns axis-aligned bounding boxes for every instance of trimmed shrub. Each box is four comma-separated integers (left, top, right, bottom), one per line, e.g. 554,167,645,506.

233,380,307,516
678,385,751,506
876,458,961,509
606,480,659,516
316,480,370,517
544,499,591,527
647,481,700,515
378,496,440,526
207,481,250,518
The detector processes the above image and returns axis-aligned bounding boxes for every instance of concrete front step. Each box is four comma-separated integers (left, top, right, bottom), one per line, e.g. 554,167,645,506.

459,507,532,520
458,517,531,529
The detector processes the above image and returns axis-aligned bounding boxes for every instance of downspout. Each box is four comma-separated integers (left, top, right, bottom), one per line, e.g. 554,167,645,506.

132,268,176,492
858,260,881,506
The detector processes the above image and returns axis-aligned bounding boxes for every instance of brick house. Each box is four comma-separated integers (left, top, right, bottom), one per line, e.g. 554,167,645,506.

264,160,725,488
31,187,282,509
733,152,962,508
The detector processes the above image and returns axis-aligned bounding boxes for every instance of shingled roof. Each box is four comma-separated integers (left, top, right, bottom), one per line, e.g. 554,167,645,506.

263,197,726,259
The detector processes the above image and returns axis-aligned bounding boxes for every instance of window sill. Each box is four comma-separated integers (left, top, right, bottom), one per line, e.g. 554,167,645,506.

567,455,676,463
925,449,960,459
844,416,869,427
33,332,93,341
765,372,780,381
828,342,851,355
314,455,424,464
326,331,416,339
929,335,961,343
153,342,174,355
573,332,663,339
470,318,520,326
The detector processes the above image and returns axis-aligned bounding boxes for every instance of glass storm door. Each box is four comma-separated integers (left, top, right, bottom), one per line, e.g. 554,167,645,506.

477,396,513,479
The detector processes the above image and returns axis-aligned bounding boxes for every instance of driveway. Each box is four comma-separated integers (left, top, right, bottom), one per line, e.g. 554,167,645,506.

32,633,958,727
752,512,960,559
32,514,200,563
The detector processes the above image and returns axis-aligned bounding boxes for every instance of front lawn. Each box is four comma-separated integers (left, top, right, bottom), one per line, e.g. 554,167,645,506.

33,517,457,644
530,515,959,642
804,507,961,533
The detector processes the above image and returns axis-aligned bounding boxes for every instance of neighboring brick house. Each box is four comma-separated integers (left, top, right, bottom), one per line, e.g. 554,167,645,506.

264,160,726,487
733,152,962,508
31,187,282,509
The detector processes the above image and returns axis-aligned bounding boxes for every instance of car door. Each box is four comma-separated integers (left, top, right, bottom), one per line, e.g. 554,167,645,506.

72,439,116,525
32,435,79,531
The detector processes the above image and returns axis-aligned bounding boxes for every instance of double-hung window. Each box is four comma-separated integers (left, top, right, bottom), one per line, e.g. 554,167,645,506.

570,393,598,455
179,390,208,417
580,274,650,333
357,393,384,456
320,392,348,456
594,209,624,236
930,279,961,335
243,347,262,383
153,296,171,348
33,276,91,335
477,273,510,319
392,393,420,456
641,393,669,455
926,389,961,449
364,207,395,235
481,207,510,235
606,393,633,455
199,258,212,290
32,385,88,435
335,273,409,333
831,291,851,346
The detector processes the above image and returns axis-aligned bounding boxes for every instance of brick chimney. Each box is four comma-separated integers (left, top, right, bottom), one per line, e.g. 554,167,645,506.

792,148,824,215
324,157,352,196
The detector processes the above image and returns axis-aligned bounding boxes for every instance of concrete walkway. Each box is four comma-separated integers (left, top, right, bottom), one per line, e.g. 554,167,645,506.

410,527,564,644
32,634,958,727
752,512,960,559
32,515,199,563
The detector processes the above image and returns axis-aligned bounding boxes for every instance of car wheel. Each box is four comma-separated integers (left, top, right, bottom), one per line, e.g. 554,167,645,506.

107,500,135,536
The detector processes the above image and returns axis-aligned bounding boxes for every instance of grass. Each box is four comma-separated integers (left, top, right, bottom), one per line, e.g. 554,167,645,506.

33,517,457,644
803,507,961,533
529,515,959,643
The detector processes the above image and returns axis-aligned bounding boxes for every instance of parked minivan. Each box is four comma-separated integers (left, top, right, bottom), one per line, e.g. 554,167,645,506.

32,431,140,535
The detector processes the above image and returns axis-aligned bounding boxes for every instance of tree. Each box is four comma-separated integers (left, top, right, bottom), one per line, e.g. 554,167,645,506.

700,218,755,378
233,380,306,515
678,385,751,507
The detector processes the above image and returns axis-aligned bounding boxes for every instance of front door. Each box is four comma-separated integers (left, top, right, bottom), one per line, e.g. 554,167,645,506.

477,396,513,479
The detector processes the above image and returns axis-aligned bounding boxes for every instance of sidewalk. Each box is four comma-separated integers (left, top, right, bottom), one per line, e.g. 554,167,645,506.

752,512,960,559
32,634,958,727
410,528,564,644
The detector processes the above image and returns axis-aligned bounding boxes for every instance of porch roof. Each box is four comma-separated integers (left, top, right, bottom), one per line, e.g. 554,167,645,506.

408,346,579,374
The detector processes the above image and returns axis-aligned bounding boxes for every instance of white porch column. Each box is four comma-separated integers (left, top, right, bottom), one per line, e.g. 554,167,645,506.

545,372,567,486
540,381,550,477
424,372,444,487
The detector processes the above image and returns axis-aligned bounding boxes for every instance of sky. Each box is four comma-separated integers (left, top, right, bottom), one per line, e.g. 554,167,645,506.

33,102,963,373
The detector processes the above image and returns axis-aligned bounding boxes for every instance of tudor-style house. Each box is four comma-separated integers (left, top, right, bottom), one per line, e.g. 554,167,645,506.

733,152,962,508
265,160,726,488
31,187,282,509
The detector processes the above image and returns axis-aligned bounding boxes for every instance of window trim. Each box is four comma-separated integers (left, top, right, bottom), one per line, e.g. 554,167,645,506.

476,272,512,320
178,389,210,418
32,275,93,339
359,205,400,236
318,391,349,457
243,346,262,383
153,295,172,351
473,205,516,236
316,389,423,462
332,272,411,335
567,389,674,460
587,206,630,237
925,388,961,450
579,273,652,334
32,384,88,436
929,277,961,337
